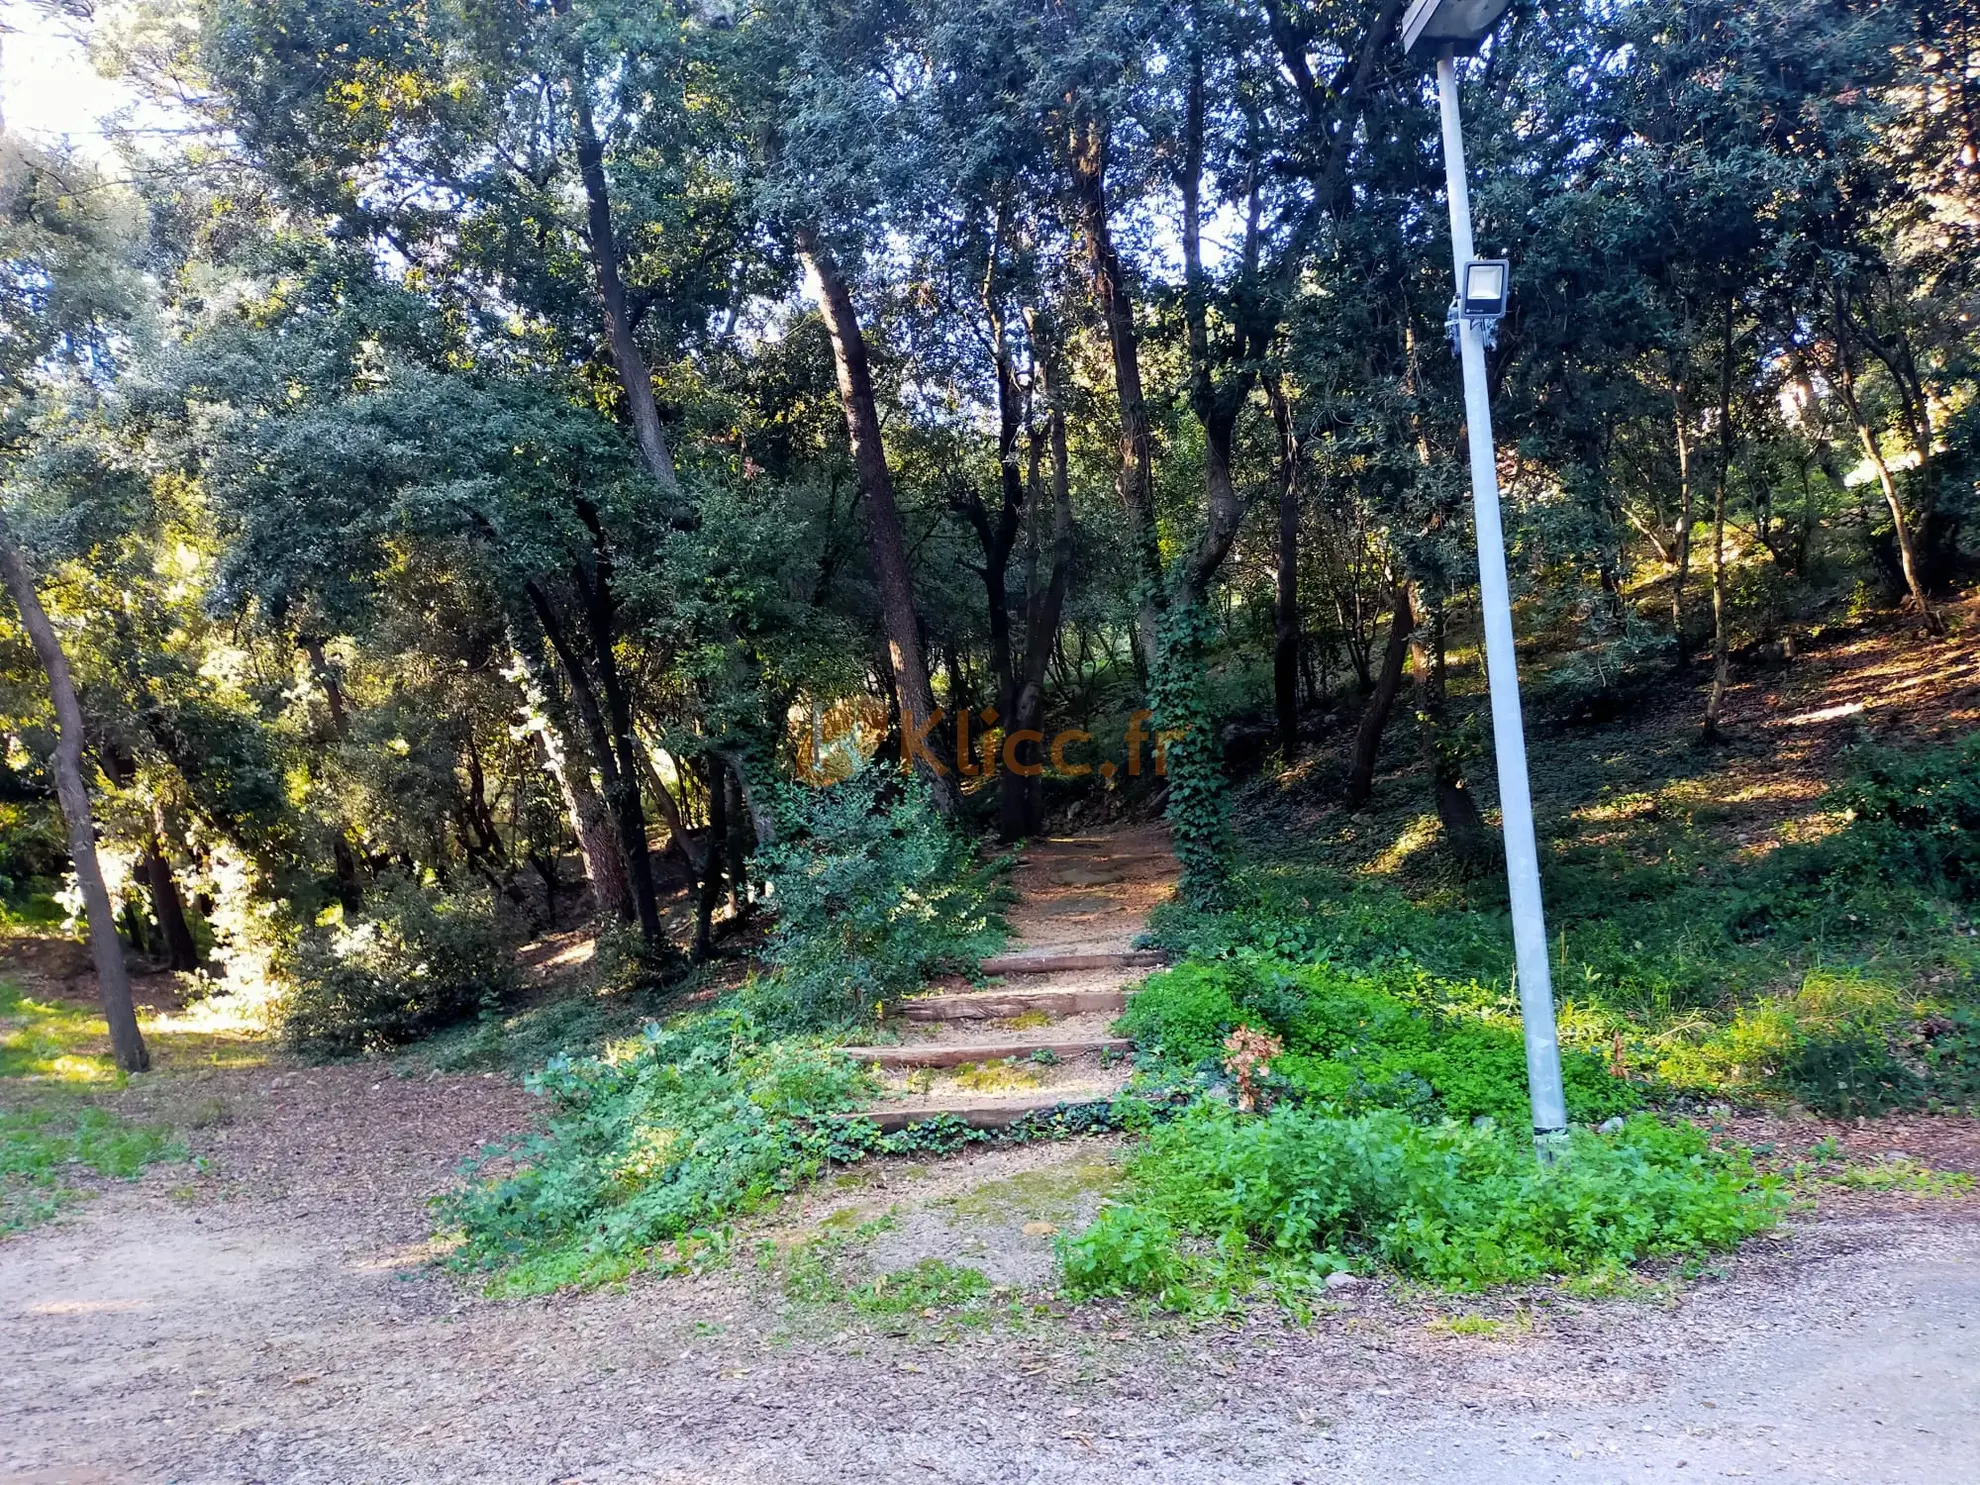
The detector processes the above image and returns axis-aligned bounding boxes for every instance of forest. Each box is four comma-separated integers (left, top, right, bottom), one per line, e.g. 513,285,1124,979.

4,0,1980,1372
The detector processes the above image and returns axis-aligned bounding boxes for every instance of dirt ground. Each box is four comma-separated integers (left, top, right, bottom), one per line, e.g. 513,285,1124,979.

2,1059,1977,1485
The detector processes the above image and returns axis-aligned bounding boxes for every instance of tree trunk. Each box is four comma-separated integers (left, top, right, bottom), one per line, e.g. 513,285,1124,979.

1410,598,1491,868
693,754,728,961
509,628,633,922
1068,122,1163,678
1015,309,1075,836
1347,579,1414,810
632,735,701,877
1702,298,1735,740
570,75,679,499
722,761,751,918
571,529,665,945
142,825,200,972
0,517,148,1072
1670,378,1694,648
1271,382,1301,759
297,635,364,908
796,227,957,812
1826,286,1940,634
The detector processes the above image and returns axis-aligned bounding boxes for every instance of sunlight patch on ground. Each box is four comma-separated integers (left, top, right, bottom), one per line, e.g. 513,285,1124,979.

1777,700,1867,727
25,1299,148,1316
1360,813,1443,877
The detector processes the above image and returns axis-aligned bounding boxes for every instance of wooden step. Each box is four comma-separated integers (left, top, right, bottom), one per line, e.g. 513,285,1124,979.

893,987,1130,1022
839,1037,1134,1069
977,950,1166,975
839,1094,1119,1134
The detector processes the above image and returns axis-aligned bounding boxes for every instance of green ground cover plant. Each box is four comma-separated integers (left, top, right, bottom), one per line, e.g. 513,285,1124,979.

0,1102,183,1233
1058,1105,1782,1306
1117,956,1639,1126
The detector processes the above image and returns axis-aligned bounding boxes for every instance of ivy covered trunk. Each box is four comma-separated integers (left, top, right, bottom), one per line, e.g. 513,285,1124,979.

1150,601,1232,906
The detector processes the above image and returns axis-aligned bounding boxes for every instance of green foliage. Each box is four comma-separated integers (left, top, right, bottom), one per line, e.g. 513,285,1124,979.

1118,957,1639,1127
1824,735,1980,900
1782,1034,1925,1118
275,873,515,1059
437,1011,876,1292
1,1102,182,1233
749,765,1006,1031
1059,1105,1781,1301
1919,1009,1980,1112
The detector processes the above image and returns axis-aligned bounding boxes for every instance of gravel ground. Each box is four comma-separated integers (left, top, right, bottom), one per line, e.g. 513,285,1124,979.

4,1062,1978,1485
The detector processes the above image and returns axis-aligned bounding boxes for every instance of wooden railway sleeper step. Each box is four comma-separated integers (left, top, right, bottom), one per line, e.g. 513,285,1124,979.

837,1037,1134,1069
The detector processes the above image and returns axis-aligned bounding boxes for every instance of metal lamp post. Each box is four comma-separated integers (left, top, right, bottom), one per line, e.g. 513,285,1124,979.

1401,0,1569,1151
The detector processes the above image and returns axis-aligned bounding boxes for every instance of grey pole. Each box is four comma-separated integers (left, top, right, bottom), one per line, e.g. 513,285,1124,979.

1434,51,1569,1151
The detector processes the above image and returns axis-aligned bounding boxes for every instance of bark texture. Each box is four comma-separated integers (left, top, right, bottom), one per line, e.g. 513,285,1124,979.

0,516,149,1072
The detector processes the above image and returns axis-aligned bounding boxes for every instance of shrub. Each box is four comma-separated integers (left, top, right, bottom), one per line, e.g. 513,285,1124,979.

275,873,515,1058
1829,734,1980,899
1118,957,1638,1126
1059,1104,1781,1299
749,765,1006,1031
436,1011,883,1291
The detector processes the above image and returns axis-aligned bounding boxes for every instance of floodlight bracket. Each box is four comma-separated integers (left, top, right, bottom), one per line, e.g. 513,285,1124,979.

1445,298,1500,354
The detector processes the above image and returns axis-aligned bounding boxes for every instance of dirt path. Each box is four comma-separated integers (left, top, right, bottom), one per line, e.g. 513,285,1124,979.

2,1071,1976,1484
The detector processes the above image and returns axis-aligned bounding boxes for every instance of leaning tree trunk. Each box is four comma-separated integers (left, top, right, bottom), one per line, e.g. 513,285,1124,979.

570,75,679,500
1347,579,1415,810
797,227,957,813
0,516,149,1072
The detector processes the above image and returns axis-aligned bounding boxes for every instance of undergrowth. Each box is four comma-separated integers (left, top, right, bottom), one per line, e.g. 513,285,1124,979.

1151,734,1980,1113
746,766,1010,1032
1118,956,1640,1126
1058,1106,1782,1307
435,1005,1147,1295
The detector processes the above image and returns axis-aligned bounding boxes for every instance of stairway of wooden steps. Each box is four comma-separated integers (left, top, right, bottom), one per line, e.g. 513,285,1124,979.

892,986,1131,1021
838,1037,1134,1069
977,950,1164,975
841,1093,1120,1135
838,823,1179,1134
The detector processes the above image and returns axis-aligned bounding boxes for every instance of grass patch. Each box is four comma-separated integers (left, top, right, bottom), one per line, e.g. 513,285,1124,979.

0,979,124,1083
1,1103,184,1234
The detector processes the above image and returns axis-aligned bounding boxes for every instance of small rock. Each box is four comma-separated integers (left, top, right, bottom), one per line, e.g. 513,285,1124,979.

1323,1271,1361,1291
1598,1116,1626,1135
